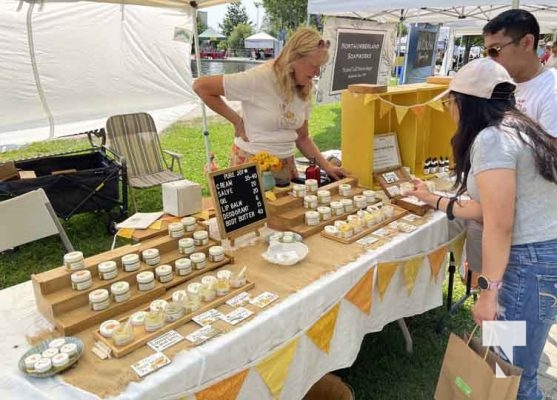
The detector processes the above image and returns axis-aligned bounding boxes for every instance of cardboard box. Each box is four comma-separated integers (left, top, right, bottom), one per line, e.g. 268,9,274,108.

162,179,202,217
0,161,18,182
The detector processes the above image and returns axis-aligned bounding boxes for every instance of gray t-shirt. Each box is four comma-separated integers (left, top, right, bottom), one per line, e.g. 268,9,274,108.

467,126,557,245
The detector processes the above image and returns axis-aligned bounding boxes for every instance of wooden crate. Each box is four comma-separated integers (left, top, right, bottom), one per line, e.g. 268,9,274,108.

266,177,382,237
93,280,255,358
32,233,233,336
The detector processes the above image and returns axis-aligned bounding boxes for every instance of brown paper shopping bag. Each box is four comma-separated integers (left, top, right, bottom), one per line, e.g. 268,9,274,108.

435,331,522,400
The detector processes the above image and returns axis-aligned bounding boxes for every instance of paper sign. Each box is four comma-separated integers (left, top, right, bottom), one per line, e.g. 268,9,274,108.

249,292,279,308
356,236,379,246
147,330,184,352
192,309,225,326
185,325,222,346
221,307,254,325
226,292,251,307
131,352,171,378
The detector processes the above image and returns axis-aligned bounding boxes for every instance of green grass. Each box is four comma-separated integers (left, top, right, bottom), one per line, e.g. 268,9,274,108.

0,103,475,398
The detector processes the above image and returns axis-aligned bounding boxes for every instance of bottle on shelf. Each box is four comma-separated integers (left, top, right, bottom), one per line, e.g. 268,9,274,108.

305,158,321,182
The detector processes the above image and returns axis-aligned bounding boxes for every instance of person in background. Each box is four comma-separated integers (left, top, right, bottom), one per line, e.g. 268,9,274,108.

408,58,557,400
540,44,551,64
545,42,557,69
193,27,346,183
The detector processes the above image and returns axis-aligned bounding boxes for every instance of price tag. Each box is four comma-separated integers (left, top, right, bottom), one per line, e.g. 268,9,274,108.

147,330,184,352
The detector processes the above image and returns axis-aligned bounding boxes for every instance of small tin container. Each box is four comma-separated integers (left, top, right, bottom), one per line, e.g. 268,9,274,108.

144,311,164,332
175,258,192,276
208,245,225,263
142,248,160,266
99,320,121,338
292,183,306,198
98,260,118,280
110,281,131,303
330,201,344,216
164,301,184,322
190,252,207,270
136,271,155,291
323,225,339,236
168,222,185,239
51,353,70,368
305,210,320,226
338,183,352,197
121,253,140,272
317,190,331,205
362,190,376,204
317,206,332,221
150,299,168,312
181,216,197,232
64,251,85,271
60,343,78,357
112,324,134,347
178,237,195,255
353,195,367,209
305,179,318,193
71,270,92,291
89,288,110,311
155,264,174,283
341,198,354,213
303,194,318,209
193,230,209,246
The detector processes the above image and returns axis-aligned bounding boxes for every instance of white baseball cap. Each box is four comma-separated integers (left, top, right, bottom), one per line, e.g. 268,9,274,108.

435,57,516,100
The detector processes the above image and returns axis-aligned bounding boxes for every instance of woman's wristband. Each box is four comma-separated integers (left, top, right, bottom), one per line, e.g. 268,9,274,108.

435,195,443,211
446,197,457,221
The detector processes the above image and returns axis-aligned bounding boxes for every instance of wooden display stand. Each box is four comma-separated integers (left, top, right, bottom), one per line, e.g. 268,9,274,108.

341,81,456,188
265,177,379,237
374,168,430,216
93,280,255,358
32,233,233,336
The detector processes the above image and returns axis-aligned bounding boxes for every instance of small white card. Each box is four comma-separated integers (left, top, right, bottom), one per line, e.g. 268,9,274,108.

185,325,222,346
402,214,421,222
131,352,171,378
221,307,254,325
226,292,251,307
147,330,184,352
249,292,279,308
373,228,390,237
356,236,379,246
192,309,225,326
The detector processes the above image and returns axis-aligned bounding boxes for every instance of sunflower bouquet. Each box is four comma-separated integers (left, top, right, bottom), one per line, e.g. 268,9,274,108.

250,151,282,172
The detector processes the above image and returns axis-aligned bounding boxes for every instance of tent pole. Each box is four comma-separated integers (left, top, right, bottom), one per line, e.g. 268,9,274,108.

190,1,212,167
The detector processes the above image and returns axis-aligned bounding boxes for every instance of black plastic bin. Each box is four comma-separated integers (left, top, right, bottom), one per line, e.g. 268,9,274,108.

0,148,128,230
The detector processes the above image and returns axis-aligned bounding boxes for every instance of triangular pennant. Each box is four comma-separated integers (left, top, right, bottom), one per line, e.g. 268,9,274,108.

256,338,299,399
377,262,400,301
450,233,466,271
395,105,408,124
196,370,249,400
345,269,374,315
402,256,424,295
364,94,379,105
428,99,444,112
379,99,393,119
117,228,134,239
307,303,341,354
410,105,427,118
428,245,448,282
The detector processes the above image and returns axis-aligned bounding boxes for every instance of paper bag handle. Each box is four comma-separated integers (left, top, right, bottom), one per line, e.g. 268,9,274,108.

466,324,495,360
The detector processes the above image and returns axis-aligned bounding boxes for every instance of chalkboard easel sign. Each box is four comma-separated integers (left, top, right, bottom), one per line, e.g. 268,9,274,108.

208,162,268,243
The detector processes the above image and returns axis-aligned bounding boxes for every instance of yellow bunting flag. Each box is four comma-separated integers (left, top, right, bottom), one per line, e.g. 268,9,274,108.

402,256,424,295
196,370,249,400
345,269,374,315
395,105,408,124
117,228,134,239
364,94,379,105
449,233,466,270
256,338,299,399
307,303,341,354
428,245,448,282
428,99,444,112
379,99,393,119
410,105,427,118
377,262,400,301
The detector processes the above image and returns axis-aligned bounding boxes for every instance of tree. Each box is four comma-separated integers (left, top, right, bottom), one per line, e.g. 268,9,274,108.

261,0,307,32
220,1,252,38
228,23,254,51
197,15,207,38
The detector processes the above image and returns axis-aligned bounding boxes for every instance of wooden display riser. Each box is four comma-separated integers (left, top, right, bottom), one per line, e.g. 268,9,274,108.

94,280,255,358
320,205,408,244
32,233,233,336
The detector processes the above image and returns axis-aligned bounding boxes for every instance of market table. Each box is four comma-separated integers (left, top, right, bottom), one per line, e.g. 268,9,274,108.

0,211,464,400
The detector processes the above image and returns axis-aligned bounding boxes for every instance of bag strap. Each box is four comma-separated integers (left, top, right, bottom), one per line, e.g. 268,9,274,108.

466,324,495,360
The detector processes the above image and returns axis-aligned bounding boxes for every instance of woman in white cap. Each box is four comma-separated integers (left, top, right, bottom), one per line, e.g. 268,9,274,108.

408,57,557,400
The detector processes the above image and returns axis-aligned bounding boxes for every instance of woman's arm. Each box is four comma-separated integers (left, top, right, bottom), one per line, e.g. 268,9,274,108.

192,75,247,141
472,168,515,325
295,121,347,180
405,180,483,221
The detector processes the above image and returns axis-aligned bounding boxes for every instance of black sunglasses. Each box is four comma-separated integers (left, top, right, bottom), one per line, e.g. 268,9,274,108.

483,35,525,58
317,39,330,49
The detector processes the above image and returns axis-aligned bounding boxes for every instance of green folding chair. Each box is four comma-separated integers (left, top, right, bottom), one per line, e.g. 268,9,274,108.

105,112,183,211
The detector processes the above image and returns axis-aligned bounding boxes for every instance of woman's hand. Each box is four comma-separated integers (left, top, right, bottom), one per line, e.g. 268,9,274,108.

405,179,436,204
233,118,249,142
324,164,348,181
472,291,499,326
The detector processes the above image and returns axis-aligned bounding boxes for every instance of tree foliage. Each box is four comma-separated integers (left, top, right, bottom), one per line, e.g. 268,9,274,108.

220,1,252,38
228,23,254,50
261,0,307,32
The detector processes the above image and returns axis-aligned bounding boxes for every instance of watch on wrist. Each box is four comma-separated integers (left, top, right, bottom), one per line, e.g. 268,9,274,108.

477,275,503,291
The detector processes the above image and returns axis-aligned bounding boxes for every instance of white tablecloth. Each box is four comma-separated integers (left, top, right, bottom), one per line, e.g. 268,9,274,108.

0,212,457,400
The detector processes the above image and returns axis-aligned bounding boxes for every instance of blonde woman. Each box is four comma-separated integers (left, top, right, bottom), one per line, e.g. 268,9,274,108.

193,27,347,182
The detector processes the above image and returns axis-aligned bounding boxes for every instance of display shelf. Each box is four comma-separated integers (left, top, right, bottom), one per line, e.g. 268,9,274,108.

341,82,456,187
93,279,255,358
32,232,233,336
320,204,408,244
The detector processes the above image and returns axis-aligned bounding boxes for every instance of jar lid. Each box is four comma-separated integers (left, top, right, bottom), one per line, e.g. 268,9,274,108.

42,348,59,358
48,338,66,349
208,245,224,256
100,320,121,338
60,343,77,355
330,201,343,207
353,195,366,201
64,251,83,262
89,288,109,302
339,183,351,189
304,194,318,201
150,299,168,312
190,252,206,262
142,248,159,259
305,210,319,218
187,282,202,294
178,237,195,247
168,222,184,232
136,271,155,283
305,179,318,184
71,269,91,283
34,358,52,373
129,311,147,326
317,206,331,213
175,258,192,268
110,281,130,295
171,290,187,302
201,275,217,286
155,264,173,276
324,225,339,235
98,260,117,272
121,253,139,264
362,190,375,195
341,198,353,204
181,216,196,225
52,352,69,368
216,269,231,280
193,230,208,239
317,190,330,196
293,184,306,190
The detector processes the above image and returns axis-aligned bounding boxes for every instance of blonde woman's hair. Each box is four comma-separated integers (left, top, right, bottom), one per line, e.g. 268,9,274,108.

272,27,329,102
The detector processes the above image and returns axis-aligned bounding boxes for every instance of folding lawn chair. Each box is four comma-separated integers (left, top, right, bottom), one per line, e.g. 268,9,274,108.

105,112,184,210
0,188,74,253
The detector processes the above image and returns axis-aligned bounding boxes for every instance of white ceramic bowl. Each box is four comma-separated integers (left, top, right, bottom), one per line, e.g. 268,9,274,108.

262,242,309,266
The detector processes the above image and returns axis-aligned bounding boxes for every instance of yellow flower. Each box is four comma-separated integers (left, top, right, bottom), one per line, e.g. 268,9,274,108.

250,151,282,172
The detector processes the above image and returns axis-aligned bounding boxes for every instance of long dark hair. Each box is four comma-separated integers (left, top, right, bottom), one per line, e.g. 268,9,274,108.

451,82,557,196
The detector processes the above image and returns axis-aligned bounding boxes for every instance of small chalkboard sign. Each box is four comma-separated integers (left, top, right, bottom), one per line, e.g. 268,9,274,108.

208,162,268,241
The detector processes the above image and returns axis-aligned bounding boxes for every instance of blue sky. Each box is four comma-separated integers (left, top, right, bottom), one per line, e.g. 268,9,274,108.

205,0,265,31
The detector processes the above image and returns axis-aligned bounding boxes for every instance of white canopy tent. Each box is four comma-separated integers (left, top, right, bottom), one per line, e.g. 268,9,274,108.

0,0,232,147
244,32,278,48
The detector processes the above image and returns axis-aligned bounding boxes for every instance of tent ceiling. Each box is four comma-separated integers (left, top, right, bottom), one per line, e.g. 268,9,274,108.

308,1,557,32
